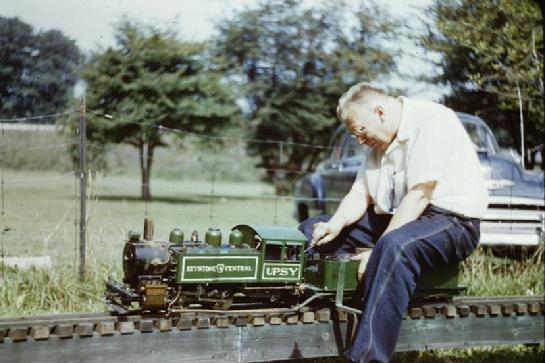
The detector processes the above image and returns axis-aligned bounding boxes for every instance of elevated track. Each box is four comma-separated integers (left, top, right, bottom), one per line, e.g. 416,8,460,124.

1,295,543,362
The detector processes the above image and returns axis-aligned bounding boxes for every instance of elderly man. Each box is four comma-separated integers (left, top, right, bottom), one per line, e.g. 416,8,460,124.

299,83,488,363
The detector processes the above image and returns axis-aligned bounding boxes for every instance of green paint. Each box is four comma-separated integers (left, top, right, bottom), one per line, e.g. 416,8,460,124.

233,224,306,247
304,259,359,291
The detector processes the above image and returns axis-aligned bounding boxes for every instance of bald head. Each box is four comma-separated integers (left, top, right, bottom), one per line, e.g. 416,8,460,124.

336,83,402,151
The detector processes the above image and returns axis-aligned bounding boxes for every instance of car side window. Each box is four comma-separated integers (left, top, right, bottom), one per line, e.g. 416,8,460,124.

462,122,487,151
329,127,346,161
480,125,499,154
343,134,365,159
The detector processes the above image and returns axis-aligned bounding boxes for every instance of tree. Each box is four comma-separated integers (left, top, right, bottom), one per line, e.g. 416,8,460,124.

419,0,544,168
0,16,80,120
213,0,399,190
83,20,241,200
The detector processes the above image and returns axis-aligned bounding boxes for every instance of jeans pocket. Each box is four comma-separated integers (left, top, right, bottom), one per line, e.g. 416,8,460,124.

453,220,479,261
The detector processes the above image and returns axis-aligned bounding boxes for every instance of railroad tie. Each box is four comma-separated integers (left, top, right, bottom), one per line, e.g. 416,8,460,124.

470,305,486,317
30,325,49,340
486,304,501,316
422,306,436,318
54,324,74,338
75,323,94,337
195,316,210,329
8,327,28,342
96,322,115,336
234,315,248,326
315,308,331,322
136,319,154,333
408,307,422,319
215,316,230,328
154,319,172,332
116,321,135,334
336,309,348,322
176,314,195,330
301,311,315,324
514,303,528,315
267,314,282,325
456,305,470,318
441,305,457,318
285,314,299,325
501,303,514,316
251,315,265,327
528,302,540,315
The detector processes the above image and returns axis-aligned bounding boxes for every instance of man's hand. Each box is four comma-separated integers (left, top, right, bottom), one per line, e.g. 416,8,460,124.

311,221,343,247
352,249,372,282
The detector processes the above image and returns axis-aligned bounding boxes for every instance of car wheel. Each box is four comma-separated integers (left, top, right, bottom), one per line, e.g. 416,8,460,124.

297,203,309,223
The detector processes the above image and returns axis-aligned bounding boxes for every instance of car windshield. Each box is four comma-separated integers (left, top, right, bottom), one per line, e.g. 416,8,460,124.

461,121,500,154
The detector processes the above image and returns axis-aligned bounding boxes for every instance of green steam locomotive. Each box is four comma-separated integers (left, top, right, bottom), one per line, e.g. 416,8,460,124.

105,222,461,313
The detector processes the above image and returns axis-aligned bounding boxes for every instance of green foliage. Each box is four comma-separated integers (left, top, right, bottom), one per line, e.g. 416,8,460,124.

214,0,399,188
83,19,241,199
0,264,112,315
419,0,544,167
0,16,81,119
461,246,545,296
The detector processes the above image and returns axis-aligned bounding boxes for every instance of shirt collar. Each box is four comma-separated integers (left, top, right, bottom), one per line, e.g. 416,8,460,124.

395,96,411,142
384,96,411,155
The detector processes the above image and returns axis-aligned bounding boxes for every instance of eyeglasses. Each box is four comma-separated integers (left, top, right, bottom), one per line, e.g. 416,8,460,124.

349,126,366,139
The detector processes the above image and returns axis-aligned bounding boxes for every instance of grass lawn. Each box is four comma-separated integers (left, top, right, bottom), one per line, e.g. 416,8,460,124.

1,169,294,266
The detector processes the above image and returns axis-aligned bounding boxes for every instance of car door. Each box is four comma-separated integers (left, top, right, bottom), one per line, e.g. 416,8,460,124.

320,127,348,214
322,129,367,215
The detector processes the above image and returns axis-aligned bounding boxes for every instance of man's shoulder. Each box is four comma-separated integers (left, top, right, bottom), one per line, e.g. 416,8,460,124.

406,98,454,116
405,98,458,129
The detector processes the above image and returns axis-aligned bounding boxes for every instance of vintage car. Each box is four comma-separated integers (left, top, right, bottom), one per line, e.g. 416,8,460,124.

293,112,545,247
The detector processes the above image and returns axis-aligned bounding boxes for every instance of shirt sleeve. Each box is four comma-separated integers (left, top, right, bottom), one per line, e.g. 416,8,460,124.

406,110,456,190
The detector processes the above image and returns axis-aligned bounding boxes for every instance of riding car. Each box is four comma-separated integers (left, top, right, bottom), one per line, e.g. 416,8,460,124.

293,112,545,246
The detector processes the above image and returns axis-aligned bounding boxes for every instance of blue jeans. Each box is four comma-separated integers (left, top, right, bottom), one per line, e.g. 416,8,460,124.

299,205,480,363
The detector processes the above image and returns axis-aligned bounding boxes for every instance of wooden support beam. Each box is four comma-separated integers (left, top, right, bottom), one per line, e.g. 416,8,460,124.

1,315,543,363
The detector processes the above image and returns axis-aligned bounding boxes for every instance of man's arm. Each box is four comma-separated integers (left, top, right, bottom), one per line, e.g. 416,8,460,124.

312,187,369,246
382,180,436,236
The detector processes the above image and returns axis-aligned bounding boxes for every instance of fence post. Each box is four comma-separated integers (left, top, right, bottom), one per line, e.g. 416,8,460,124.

516,82,525,169
79,95,87,281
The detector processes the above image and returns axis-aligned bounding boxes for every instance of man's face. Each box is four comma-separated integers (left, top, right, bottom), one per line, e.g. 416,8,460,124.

346,105,390,151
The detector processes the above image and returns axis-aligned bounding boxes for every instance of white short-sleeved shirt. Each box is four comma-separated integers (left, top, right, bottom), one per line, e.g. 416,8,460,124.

351,97,489,219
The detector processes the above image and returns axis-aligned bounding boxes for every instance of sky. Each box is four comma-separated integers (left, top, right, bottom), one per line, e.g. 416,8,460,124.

2,0,447,100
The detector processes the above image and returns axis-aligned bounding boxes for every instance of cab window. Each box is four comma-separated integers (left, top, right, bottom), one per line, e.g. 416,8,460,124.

285,243,302,262
265,243,283,261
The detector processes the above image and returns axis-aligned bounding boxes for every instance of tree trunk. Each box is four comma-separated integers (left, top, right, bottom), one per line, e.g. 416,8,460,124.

139,142,154,201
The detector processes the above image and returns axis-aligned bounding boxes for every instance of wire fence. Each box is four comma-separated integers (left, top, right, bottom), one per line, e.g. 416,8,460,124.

1,108,543,277
0,110,341,276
